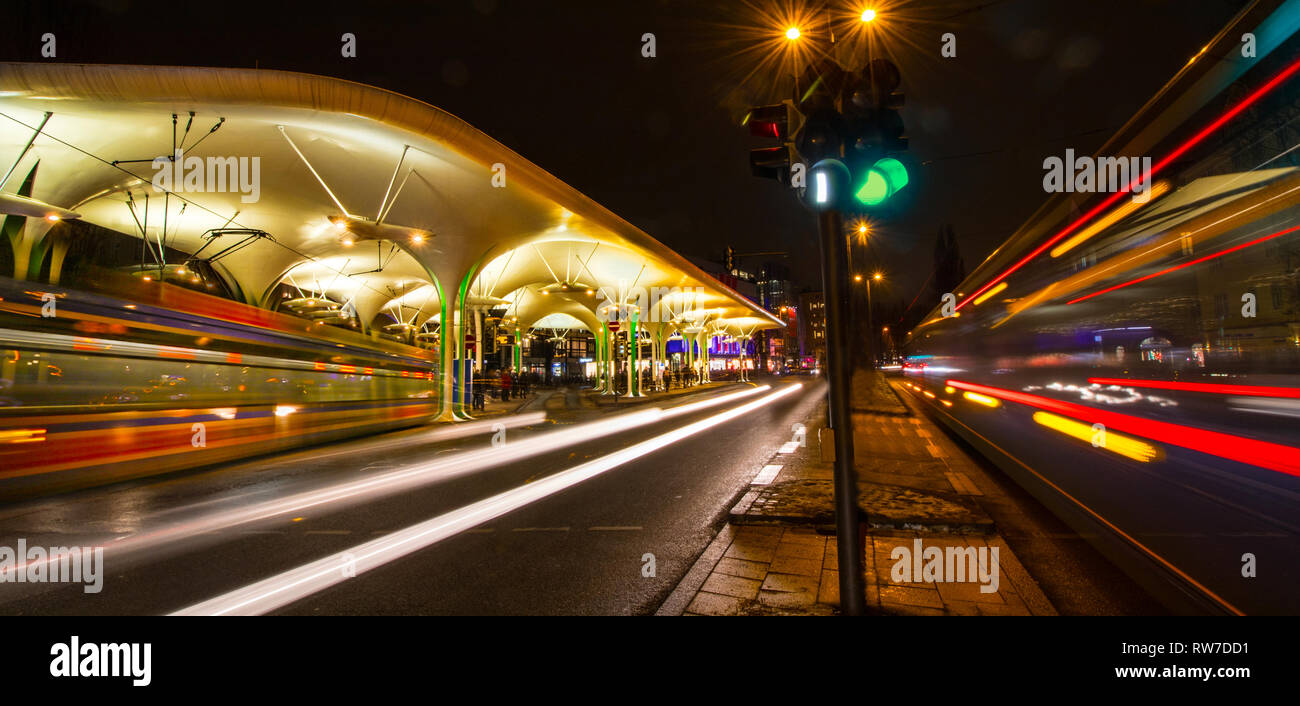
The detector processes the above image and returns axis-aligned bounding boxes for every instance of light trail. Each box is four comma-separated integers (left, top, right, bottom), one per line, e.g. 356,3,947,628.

4,386,776,579
1088,377,1300,399
1031,411,1163,463
955,52,1300,312
172,384,803,616
946,379,1300,476
1065,224,1300,305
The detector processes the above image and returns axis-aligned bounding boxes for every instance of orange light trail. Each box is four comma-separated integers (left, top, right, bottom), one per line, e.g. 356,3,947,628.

956,53,1300,312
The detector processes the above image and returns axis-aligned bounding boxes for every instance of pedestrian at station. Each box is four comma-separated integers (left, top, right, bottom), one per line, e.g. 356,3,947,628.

501,370,513,400
471,369,485,411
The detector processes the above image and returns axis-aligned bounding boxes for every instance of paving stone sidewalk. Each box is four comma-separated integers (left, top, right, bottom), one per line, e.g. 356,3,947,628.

658,376,1057,616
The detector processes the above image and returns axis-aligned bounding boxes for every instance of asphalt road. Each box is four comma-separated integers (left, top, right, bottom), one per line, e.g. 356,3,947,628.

0,378,824,615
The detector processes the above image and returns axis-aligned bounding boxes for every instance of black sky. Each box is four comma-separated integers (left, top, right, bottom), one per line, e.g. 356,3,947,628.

1,0,1248,315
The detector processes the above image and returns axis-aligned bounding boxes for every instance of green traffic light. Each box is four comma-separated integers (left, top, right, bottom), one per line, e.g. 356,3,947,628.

854,157,909,206
856,169,890,206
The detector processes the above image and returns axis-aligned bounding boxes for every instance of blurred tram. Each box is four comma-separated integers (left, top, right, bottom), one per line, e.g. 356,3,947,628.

902,0,1300,614
0,274,439,500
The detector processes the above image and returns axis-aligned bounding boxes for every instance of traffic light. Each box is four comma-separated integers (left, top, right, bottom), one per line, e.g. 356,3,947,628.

854,156,909,207
808,159,851,212
793,60,847,164
745,57,910,212
794,109,846,164
743,101,801,184
724,246,735,272
841,59,909,210
863,59,907,153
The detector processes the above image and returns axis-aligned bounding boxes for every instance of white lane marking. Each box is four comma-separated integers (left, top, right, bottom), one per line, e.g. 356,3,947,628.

588,526,643,531
170,384,804,616
511,527,570,532
926,443,946,459
751,464,783,485
778,441,800,454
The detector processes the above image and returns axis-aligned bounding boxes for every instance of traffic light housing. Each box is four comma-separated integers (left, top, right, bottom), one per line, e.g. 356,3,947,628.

746,58,910,212
743,101,802,184
841,59,909,210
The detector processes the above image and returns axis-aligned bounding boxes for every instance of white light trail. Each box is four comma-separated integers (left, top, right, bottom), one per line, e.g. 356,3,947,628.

6,387,774,581
172,384,802,615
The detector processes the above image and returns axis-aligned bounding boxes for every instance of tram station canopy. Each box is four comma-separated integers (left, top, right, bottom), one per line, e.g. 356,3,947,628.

0,63,782,342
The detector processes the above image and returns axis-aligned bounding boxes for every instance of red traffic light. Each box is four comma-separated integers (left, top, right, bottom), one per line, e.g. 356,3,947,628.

744,104,790,140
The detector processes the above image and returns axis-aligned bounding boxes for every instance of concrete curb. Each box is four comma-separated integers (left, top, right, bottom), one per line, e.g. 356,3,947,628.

655,525,736,616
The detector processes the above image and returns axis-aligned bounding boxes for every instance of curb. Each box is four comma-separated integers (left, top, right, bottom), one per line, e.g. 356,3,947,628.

655,525,736,616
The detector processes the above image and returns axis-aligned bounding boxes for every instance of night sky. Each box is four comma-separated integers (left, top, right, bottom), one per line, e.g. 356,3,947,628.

1,0,1247,317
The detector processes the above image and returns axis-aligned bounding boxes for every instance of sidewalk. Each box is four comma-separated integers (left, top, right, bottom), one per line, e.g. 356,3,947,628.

464,388,539,417
468,379,748,418
658,372,1056,616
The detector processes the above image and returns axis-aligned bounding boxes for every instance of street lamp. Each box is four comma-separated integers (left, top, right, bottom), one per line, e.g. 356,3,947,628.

860,9,877,22
785,26,801,40
863,272,884,368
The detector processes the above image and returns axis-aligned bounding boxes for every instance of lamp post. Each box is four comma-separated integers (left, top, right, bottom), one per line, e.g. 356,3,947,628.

866,272,881,369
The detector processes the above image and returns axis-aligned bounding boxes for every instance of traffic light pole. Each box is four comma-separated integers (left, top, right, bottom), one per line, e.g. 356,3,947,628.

817,208,866,616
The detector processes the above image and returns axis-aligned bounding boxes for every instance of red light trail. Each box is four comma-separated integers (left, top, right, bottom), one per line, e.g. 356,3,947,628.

945,379,1300,476
955,53,1300,312
1065,224,1300,304
1088,377,1300,399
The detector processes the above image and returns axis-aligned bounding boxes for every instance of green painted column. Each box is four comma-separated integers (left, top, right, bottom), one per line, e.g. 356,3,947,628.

434,281,456,423
603,322,611,393
633,311,643,397
453,267,479,420
606,322,615,395
514,326,521,374
702,333,711,383
652,327,662,391
685,333,693,375
454,308,470,419
594,326,602,391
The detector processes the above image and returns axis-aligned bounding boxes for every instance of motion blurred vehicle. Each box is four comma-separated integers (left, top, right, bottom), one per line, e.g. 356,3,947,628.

0,273,440,500
901,0,1300,615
